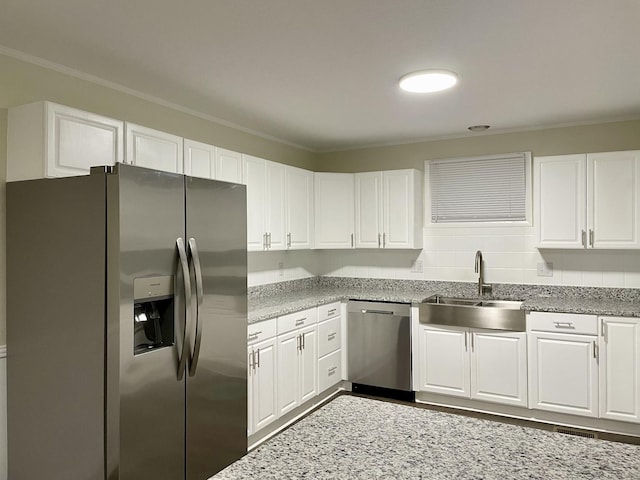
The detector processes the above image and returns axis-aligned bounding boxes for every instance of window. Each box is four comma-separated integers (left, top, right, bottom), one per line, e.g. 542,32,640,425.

426,152,531,224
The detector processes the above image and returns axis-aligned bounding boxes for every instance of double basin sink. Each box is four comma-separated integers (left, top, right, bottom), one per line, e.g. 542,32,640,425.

419,295,525,331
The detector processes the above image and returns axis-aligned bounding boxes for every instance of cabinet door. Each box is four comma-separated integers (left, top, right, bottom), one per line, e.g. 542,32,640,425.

184,139,215,179
299,326,318,404
216,148,244,184
383,170,416,249
125,123,183,173
418,325,470,398
534,155,586,248
314,173,355,249
253,338,278,431
355,172,383,248
243,155,267,251
265,160,286,250
599,317,640,423
470,330,527,407
588,151,640,249
285,166,314,249
46,103,124,177
528,332,598,417
276,330,300,416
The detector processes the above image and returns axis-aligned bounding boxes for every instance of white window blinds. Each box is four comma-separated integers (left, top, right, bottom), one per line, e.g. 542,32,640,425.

428,153,529,223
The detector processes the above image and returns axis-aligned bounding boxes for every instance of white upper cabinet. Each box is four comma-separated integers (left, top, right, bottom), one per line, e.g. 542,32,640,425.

243,155,286,251
285,166,314,249
125,123,183,174
184,142,244,184
588,151,640,248
355,169,422,249
535,151,640,249
216,147,244,184
599,316,640,423
314,173,355,249
535,154,586,248
7,101,124,181
184,139,215,179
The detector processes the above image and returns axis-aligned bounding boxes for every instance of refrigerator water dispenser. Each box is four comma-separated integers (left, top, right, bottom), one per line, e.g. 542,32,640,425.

133,276,175,355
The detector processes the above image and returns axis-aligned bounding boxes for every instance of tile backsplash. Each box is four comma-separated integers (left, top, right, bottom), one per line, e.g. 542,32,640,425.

249,225,640,288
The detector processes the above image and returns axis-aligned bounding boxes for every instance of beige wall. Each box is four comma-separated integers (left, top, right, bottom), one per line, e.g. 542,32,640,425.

0,109,5,345
315,120,640,172
0,53,315,169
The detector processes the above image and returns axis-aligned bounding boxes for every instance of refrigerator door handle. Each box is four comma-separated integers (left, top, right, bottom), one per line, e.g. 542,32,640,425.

188,237,204,377
176,237,192,380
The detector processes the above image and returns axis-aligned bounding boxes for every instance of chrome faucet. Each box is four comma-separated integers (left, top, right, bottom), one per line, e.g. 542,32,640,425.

475,250,492,297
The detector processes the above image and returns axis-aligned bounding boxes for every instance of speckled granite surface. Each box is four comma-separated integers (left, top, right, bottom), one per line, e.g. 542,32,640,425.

212,395,640,480
248,277,640,323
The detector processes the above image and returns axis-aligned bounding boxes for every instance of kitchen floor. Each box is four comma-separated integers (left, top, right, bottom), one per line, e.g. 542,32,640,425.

212,394,640,480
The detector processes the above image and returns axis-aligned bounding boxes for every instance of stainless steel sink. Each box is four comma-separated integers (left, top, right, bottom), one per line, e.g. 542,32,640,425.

420,295,525,331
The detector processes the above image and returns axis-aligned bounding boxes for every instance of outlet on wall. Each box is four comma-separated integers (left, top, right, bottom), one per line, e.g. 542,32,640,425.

278,262,285,277
537,262,553,277
411,259,424,273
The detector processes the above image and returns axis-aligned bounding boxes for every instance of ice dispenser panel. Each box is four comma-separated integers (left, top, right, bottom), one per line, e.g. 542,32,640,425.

133,276,175,355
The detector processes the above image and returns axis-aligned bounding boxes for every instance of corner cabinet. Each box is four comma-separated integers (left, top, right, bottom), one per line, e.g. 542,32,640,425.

354,169,422,249
7,101,124,181
314,173,355,249
535,151,640,249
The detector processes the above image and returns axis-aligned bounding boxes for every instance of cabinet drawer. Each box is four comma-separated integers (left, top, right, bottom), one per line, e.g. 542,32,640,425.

528,311,598,335
277,308,318,335
248,318,276,344
318,301,341,322
318,350,342,393
318,317,341,357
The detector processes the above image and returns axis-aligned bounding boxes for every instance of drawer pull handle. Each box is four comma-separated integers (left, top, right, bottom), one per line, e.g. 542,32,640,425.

295,318,306,326
328,309,337,315
328,366,337,376
248,331,261,339
554,322,574,329
327,332,337,340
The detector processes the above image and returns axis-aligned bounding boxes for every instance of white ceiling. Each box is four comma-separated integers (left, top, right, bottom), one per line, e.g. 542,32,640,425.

1,0,639,151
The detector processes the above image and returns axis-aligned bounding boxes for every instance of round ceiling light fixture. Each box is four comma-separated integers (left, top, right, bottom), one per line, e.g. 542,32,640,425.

467,124,491,132
399,70,458,93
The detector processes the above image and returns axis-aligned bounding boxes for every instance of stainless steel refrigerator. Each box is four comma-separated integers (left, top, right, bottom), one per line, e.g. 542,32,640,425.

6,164,248,480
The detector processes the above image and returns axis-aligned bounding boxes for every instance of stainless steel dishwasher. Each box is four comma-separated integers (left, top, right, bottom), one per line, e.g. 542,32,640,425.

347,300,413,400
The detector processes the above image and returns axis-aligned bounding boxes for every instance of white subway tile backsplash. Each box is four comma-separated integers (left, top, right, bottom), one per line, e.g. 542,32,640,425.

249,226,640,288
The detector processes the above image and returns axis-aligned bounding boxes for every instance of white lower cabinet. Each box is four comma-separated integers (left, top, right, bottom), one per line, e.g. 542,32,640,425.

470,330,528,407
528,312,599,417
317,303,343,392
418,325,527,407
599,316,640,423
247,338,277,436
277,325,318,417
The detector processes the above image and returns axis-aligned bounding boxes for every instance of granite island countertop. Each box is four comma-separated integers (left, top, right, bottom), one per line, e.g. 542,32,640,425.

248,278,640,324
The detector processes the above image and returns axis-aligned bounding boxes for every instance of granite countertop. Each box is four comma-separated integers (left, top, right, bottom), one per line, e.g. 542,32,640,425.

248,278,640,324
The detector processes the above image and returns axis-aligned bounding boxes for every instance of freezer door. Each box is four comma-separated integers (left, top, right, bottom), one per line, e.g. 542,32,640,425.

111,164,187,479
185,176,248,480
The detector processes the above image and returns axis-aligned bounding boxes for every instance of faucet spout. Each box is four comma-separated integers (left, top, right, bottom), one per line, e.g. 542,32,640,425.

474,250,490,297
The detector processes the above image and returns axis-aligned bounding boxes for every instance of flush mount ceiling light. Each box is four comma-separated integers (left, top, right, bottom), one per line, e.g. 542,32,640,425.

399,70,458,93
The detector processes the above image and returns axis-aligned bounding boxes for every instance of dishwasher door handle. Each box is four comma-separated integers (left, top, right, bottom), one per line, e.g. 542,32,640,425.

361,309,394,315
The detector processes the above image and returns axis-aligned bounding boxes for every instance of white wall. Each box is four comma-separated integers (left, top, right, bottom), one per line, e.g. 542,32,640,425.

247,250,317,287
